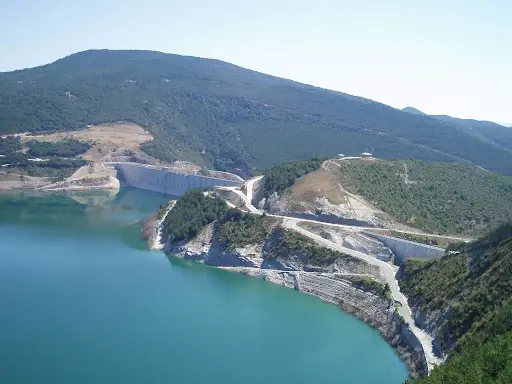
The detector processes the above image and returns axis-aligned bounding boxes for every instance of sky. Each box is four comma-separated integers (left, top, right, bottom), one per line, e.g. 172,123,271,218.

2,0,511,124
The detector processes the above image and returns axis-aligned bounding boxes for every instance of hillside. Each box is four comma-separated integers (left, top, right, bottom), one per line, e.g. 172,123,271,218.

335,159,512,235
2,50,512,177
402,107,512,154
399,224,512,383
254,157,512,235
434,115,512,154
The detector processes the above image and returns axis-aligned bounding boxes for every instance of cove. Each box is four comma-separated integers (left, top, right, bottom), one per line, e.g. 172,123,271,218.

0,188,408,383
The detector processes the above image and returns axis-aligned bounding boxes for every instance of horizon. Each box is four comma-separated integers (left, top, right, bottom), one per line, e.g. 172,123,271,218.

2,0,511,123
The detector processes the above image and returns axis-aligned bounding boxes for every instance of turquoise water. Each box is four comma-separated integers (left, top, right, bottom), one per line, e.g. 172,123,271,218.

0,188,408,383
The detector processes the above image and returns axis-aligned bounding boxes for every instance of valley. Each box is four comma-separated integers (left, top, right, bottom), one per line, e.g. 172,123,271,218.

1,49,510,384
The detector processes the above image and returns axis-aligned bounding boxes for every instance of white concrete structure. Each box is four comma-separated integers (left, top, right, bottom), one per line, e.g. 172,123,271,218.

109,162,243,196
365,232,446,263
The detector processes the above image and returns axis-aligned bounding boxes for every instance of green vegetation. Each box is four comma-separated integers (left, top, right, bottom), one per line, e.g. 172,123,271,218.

0,136,22,154
2,50,512,176
404,106,512,154
371,230,455,249
27,139,91,158
400,223,512,383
269,228,349,265
155,201,175,220
434,114,512,154
0,136,87,177
165,189,228,242
346,276,391,299
0,155,85,178
263,157,325,197
388,231,441,247
337,160,512,235
411,332,512,384
218,209,277,248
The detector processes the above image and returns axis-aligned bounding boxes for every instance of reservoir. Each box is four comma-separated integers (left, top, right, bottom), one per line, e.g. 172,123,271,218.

0,188,408,383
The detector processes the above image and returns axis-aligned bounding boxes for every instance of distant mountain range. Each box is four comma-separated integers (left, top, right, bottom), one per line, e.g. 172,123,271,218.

402,107,512,156
1,49,511,176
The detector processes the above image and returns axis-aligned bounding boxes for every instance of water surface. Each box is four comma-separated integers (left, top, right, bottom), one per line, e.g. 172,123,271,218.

0,188,408,383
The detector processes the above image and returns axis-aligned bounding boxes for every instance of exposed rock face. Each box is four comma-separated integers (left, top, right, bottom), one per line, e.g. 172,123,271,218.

164,224,428,377
165,223,262,268
261,191,385,227
165,224,380,277
213,188,244,207
396,266,452,356
298,224,395,262
261,228,382,276
216,267,427,377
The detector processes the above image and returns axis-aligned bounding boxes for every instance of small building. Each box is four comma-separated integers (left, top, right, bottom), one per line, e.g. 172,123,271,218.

360,152,373,158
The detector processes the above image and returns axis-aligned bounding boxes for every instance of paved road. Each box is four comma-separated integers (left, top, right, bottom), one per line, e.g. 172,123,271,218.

230,176,444,371
282,218,442,370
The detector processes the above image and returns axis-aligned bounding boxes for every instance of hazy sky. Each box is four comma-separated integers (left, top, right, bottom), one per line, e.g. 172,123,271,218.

2,0,511,123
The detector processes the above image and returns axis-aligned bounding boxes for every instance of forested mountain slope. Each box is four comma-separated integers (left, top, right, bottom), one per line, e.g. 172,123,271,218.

335,159,512,235
400,223,512,383
434,115,512,154
2,49,512,176
402,107,512,155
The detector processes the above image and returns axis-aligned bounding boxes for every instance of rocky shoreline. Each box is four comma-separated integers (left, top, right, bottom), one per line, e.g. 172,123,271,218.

144,215,428,378
140,200,176,250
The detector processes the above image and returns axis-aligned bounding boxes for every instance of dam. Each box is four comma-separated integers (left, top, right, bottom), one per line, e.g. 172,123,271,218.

365,232,446,263
107,162,244,196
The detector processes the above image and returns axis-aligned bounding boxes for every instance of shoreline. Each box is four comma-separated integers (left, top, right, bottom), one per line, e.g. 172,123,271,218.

141,193,432,378
161,246,428,378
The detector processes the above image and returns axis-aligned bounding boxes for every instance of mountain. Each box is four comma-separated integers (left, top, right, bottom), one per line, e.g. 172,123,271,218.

400,223,512,383
434,115,512,154
402,107,427,116
403,106,512,155
2,49,512,176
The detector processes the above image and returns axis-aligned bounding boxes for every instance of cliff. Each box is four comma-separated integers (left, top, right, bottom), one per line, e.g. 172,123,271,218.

162,221,428,377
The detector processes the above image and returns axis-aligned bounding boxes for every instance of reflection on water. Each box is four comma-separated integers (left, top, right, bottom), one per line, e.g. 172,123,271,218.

0,188,175,249
0,187,409,384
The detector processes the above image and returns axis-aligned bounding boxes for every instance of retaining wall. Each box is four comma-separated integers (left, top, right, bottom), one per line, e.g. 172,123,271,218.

364,232,446,263
109,162,243,196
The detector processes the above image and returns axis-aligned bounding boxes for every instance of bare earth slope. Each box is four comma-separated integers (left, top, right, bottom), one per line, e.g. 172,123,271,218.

260,157,512,236
21,122,155,163
260,158,412,230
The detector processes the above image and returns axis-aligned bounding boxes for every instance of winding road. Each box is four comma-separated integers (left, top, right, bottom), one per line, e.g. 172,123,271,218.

222,176,445,371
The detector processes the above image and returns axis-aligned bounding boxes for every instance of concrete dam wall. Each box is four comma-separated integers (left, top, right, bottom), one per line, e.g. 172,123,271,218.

365,232,446,263
109,162,243,196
